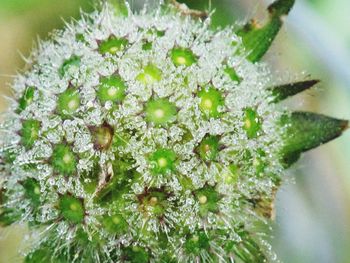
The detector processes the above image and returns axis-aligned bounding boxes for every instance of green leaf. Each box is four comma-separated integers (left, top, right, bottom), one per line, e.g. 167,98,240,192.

237,0,295,62
280,112,348,167
270,79,319,103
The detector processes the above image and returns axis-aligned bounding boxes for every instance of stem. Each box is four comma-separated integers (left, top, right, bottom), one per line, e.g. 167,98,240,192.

169,0,208,19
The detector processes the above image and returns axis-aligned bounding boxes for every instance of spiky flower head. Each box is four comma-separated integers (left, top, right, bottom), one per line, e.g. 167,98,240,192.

0,0,347,262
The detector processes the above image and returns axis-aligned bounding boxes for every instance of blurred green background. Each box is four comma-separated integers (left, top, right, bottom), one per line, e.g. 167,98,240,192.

1,0,350,262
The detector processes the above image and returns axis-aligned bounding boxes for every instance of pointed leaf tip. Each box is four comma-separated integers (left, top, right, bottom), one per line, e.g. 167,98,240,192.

237,0,296,62
280,112,348,167
268,0,296,17
270,79,320,103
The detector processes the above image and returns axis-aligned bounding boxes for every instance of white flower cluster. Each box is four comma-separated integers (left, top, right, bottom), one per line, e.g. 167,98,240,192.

0,3,284,262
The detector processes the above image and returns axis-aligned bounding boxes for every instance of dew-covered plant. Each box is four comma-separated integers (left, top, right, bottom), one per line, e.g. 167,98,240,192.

0,0,348,262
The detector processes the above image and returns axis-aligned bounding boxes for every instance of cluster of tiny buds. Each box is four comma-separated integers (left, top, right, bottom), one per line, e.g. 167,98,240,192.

0,2,288,262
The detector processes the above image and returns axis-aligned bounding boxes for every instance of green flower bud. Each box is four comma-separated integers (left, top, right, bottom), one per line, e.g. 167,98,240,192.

59,195,84,224
98,37,129,54
197,135,220,161
51,144,76,175
57,88,80,115
170,47,197,67
21,119,41,149
136,64,162,84
59,55,80,78
145,99,177,125
198,87,224,118
97,75,126,103
18,86,35,112
149,148,176,174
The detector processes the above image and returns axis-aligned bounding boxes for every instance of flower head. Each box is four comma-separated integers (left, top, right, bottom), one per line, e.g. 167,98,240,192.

0,1,347,262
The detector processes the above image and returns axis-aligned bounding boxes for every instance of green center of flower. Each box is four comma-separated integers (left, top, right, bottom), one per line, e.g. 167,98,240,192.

97,75,126,103
198,136,220,161
52,144,76,175
171,47,197,67
195,186,221,217
184,231,210,255
198,87,224,118
59,195,84,224
198,195,207,204
145,99,177,125
98,37,129,54
140,190,168,217
22,178,41,206
149,148,176,174
102,214,128,234
18,86,35,113
136,64,162,84
221,164,239,184
57,88,81,116
243,108,262,139
21,119,41,149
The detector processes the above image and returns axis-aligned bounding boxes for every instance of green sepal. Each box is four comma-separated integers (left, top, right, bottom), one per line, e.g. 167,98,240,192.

58,195,85,224
24,247,67,263
224,227,268,263
21,119,41,149
142,41,152,51
243,108,262,139
219,164,240,184
237,0,295,62
224,66,242,83
75,226,101,246
17,86,35,113
280,111,348,167
93,161,138,204
270,79,319,103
